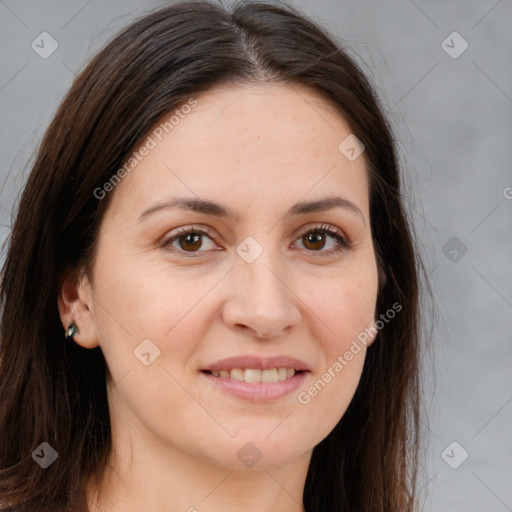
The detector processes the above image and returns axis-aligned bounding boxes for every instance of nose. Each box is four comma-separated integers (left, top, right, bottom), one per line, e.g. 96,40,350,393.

222,252,301,340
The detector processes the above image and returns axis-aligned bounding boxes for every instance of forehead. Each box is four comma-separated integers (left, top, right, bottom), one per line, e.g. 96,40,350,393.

104,82,370,221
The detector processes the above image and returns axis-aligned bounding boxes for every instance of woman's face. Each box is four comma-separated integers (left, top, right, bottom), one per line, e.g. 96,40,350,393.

78,83,379,470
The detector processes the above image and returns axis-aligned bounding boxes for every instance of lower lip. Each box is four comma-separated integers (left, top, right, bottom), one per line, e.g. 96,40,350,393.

200,371,308,402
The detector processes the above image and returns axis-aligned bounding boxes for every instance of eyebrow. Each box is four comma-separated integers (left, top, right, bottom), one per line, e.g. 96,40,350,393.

138,195,366,225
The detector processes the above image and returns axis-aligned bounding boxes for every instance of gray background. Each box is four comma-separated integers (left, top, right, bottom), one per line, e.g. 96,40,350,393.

1,1,511,510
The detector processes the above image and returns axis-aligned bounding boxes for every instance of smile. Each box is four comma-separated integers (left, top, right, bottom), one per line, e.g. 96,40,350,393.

200,368,309,402
202,367,302,383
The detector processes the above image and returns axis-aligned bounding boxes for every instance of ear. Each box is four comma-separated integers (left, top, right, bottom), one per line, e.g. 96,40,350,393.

57,266,99,349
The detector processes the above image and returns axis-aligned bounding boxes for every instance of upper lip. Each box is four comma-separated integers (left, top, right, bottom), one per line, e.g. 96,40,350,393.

201,355,310,372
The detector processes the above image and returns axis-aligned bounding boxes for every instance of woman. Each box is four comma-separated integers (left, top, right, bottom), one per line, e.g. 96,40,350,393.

0,1,429,510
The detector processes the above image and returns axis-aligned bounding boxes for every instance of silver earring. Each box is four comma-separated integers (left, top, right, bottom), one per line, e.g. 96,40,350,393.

65,321,79,339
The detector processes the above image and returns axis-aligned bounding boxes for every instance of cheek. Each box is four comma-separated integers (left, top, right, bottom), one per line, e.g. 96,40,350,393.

294,274,376,440
294,262,376,374
305,265,378,350
91,253,227,377
89,258,220,444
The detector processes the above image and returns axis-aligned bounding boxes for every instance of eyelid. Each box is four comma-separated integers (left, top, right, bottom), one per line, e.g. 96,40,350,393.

160,222,351,256
174,224,220,240
293,222,352,253
295,222,348,241
158,225,220,254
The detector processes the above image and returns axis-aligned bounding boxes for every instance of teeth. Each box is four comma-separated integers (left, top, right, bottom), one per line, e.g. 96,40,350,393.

230,368,244,381
209,368,297,383
261,369,278,383
244,368,261,383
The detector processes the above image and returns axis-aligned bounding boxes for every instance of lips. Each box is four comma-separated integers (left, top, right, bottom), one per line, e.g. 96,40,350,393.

199,355,310,398
200,367,309,402
201,355,310,372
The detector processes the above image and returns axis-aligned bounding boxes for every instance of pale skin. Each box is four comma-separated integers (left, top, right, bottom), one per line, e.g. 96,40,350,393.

58,82,379,512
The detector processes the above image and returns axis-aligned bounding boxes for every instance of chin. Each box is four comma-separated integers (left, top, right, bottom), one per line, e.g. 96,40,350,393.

197,434,313,471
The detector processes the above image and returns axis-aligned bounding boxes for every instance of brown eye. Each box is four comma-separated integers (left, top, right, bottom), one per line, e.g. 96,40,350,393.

295,225,350,255
302,231,327,251
178,233,203,252
162,227,218,255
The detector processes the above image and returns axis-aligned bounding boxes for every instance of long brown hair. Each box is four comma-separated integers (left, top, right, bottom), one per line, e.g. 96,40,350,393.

0,1,430,510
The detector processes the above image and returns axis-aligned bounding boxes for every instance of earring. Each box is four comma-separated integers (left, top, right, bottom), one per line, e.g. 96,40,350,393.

65,321,79,339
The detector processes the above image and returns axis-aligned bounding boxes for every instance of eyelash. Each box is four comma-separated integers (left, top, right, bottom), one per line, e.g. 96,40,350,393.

160,223,351,257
